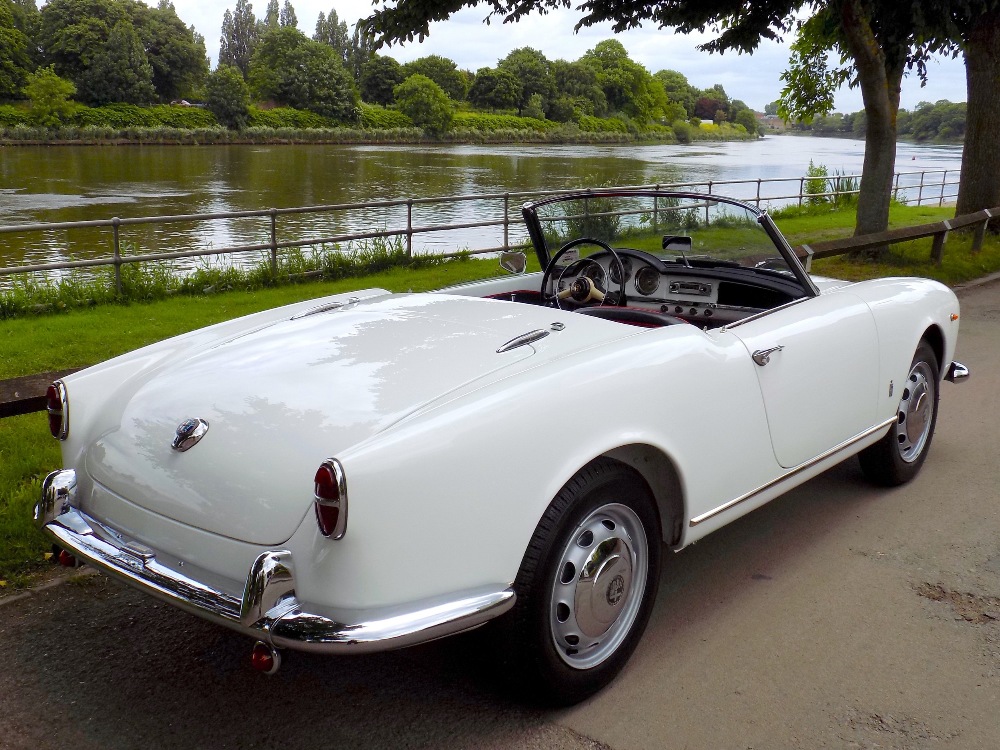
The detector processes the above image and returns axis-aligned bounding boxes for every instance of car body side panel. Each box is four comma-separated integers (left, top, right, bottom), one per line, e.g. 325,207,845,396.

728,290,880,468
282,324,782,610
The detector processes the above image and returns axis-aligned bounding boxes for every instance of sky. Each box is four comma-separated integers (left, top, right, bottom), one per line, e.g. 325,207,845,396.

168,0,968,113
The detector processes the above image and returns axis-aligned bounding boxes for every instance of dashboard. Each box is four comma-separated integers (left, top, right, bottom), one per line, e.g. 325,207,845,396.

553,249,804,327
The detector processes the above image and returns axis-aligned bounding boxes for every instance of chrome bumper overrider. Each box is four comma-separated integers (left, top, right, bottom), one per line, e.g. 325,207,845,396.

945,360,970,383
36,470,515,653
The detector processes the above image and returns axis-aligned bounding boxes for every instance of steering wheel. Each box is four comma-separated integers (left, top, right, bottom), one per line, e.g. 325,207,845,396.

540,237,627,310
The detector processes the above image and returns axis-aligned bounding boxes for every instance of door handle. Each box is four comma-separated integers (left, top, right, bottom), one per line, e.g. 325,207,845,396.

752,345,784,366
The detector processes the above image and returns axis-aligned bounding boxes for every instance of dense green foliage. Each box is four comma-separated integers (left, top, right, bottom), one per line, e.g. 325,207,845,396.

393,74,453,136
1,0,767,143
791,100,967,142
206,64,250,129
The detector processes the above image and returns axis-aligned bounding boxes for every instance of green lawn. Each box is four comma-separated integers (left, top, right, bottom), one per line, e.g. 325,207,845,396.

3,204,999,585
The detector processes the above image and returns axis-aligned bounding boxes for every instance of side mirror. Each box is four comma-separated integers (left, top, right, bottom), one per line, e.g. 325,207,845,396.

499,251,527,275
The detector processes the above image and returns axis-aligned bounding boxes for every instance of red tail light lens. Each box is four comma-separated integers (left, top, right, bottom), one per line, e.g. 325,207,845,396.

46,381,68,440
313,459,347,539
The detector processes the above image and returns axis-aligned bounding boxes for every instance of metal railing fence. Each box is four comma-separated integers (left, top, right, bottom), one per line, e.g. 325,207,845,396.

0,168,958,291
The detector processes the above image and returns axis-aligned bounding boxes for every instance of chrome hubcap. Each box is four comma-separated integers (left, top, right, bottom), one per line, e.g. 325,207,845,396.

549,503,648,670
895,360,935,463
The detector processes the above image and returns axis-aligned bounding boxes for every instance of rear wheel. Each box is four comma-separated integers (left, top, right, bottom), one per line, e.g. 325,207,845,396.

859,341,940,486
499,458,661,706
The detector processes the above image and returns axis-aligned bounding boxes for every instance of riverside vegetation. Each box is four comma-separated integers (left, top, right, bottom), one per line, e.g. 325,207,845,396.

3,201,1000,587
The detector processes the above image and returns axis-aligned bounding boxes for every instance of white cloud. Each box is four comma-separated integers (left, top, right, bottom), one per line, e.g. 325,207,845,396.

169,0,965,112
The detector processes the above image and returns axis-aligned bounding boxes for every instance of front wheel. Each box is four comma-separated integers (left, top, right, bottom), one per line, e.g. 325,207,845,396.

498,459,661,705
859,341,940,486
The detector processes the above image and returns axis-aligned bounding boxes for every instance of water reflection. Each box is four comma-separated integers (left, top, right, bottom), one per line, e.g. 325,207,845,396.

0,137,963,279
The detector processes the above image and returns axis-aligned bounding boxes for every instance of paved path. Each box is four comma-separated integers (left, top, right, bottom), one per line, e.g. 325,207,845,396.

2,280,999,750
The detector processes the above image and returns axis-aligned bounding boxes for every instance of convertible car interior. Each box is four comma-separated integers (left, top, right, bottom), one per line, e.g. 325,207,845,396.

487,191,817,329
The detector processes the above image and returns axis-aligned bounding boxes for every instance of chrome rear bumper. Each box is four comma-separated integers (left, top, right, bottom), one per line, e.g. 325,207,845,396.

945,360,970,383
36,470,515,654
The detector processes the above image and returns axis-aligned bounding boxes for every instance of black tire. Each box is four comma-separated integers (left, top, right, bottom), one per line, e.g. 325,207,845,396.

858,340,940,486
497,458,661,706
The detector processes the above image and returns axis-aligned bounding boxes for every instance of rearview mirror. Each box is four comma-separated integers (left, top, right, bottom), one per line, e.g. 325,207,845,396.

499,251,527,275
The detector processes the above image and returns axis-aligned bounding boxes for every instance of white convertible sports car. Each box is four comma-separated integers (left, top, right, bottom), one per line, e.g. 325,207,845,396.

36,190,968,704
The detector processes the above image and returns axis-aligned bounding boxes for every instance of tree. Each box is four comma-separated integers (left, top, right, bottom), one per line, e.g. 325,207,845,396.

552,58,607,116
498,47,554,115
76,19,156,104
764,100,781,116
23,65,76,126
393,73,452,135
279,0,296,28
942,2,1000,218
360,54,403,105
0,0,31,98
249,26,359,119
206,63,250,129
401,54,467,100
467,66,519,110
131,0,209,101
219,0,257,78
38,0,131,84
654,69,698,117
314,8,349,63
360,0,943,238
582,39,666,123
734,108,761,135
262,0,278,29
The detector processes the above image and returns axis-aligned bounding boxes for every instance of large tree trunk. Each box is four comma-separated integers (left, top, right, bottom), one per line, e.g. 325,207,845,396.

956,10,1000,220
838,0,902,241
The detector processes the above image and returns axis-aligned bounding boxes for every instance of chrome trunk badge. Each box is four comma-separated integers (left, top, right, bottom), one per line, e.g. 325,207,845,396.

171,418,209,452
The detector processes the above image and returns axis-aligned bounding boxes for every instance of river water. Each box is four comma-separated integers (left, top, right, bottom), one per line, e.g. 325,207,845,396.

0,136,963,273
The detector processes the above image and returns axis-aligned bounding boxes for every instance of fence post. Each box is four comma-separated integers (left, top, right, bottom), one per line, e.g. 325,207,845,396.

894,172,901,203
269,208,278,277
798,177,804,207
706,181,712,225
406,199,413,258
112,217,122,295
917,171,926,206
653,184,660,232
503,193,510,250
938,170,947,207
930,220,951,264
756,178,761,208
972,210,991,253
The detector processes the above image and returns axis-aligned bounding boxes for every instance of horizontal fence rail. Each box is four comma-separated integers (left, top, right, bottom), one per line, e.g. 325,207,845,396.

0,169,957,290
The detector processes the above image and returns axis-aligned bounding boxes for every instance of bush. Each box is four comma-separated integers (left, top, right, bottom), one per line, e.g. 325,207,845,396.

147,105,217,128
0,104,29,127
393,74,453,137
452,111,556,132
578,115,628,133
671,120,692,143
805,160,829,205
249,106,331,129
73,103,159,128
359,103,412,129
206,65,251,130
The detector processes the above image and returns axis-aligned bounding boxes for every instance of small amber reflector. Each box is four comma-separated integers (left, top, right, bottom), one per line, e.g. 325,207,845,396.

951,313,959,321
251,641,278,674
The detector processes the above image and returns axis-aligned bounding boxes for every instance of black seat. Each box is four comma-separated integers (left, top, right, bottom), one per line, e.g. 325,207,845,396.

575,307,686,327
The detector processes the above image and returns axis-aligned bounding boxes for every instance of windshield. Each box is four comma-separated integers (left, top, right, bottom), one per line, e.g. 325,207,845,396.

530,193,794,275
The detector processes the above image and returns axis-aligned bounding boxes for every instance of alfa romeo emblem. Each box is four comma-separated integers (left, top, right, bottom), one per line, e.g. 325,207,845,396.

171,418,209,452
606,574,625,606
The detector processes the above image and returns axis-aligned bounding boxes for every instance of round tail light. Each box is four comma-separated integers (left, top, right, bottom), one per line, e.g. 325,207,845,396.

314,459,347,539
46,381,69,440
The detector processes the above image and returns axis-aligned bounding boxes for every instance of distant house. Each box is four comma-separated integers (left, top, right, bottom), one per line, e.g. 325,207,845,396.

756,113,786,132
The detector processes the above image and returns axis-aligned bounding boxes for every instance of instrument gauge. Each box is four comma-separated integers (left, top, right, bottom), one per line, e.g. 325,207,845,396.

634,266,660,296
608,257,632,285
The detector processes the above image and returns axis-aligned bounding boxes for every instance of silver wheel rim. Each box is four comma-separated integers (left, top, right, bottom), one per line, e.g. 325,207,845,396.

895,360,935,463
549,503,648,670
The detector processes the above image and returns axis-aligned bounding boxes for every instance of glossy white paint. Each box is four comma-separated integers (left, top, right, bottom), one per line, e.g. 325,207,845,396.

54,247,963,619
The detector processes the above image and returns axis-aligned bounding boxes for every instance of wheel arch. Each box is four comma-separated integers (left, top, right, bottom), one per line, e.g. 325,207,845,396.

598,444,686,548
921,323,945,376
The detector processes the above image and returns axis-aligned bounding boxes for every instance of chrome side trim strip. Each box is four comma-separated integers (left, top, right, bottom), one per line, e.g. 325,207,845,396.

719,297,808,332
690,416,896,527
41,505,515,654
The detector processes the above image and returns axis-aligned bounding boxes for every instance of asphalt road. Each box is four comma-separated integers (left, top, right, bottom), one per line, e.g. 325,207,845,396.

3,279,999,750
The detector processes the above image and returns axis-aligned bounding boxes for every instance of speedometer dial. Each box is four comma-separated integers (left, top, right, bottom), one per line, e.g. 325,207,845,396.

608,257,632,285
634,266,660,296
581,262,605,286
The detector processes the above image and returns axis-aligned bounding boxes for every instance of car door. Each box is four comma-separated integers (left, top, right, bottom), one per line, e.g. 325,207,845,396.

724,291,881,468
